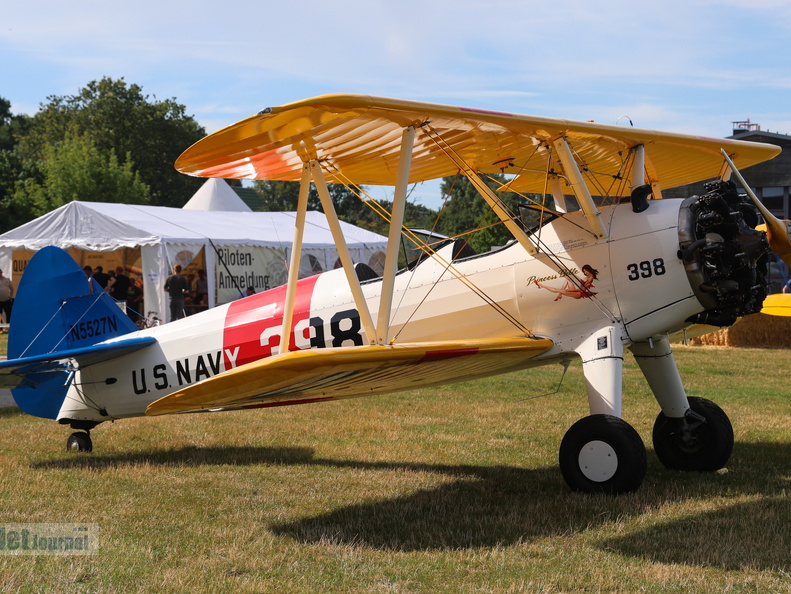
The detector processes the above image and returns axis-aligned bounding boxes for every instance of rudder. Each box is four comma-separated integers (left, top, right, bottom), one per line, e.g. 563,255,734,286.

8,246,138,359
8,247,138,420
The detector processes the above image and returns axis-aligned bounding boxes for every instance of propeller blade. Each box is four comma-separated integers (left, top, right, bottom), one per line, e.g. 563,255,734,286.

721,149,791,267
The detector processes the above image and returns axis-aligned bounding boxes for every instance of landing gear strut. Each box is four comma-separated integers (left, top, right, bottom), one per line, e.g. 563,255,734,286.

66,431,93,453
652,396,733,471
559,414,647,494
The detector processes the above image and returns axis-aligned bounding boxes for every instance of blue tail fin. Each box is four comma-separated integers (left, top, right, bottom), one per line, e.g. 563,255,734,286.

7,247,139,421
8,246,138,360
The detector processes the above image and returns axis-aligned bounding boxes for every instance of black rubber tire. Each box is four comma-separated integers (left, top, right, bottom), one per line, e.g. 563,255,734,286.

559,414,647,495
652,396,733,471
66,432,93,453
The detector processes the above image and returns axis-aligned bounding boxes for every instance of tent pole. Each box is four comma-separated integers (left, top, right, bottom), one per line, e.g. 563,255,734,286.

278,164,311,355
205,246,216,309
310,160,377,344
376,126,414,345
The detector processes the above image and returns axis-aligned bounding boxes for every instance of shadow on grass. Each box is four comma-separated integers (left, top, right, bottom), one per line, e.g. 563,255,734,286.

269,465,593,551
30,441,791,561
599,496,791,572
31,445,319,469
269,441,790,556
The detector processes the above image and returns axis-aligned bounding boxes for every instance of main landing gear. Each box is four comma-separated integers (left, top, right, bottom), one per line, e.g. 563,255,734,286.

559,325,648,494
559,331,735,495
559,414,647,494
652,396,733,471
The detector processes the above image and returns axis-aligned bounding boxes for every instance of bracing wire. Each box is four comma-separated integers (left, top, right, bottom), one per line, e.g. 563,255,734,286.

318,160,536,339
419,125,617,320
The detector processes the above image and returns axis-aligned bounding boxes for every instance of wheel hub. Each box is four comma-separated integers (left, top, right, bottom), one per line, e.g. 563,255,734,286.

578,439,618,482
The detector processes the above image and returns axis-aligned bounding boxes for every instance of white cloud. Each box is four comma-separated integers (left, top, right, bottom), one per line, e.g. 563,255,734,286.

2,0,790,140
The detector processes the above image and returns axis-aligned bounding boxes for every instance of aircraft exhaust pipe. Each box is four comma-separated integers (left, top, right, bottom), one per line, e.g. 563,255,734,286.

631,184,652,213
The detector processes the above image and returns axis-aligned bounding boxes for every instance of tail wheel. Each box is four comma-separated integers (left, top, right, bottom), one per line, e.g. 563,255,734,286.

652,396,733,471
66,432,92,453
559,414,647,494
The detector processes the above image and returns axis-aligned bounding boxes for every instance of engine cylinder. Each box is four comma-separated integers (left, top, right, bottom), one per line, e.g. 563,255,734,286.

678,180,770,326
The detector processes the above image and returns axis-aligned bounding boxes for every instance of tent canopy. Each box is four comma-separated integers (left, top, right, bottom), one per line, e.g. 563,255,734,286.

182,178,253,212
0,201,388,320
0,201,387,251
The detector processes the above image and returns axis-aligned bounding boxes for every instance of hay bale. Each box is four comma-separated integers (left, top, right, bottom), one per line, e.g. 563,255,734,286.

690,313,791,348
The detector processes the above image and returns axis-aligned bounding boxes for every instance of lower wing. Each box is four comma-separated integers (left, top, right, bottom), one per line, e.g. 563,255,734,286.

146,336,554,416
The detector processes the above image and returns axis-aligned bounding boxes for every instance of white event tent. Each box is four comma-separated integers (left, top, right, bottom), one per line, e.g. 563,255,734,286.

182,178,254,212
0,191,388,322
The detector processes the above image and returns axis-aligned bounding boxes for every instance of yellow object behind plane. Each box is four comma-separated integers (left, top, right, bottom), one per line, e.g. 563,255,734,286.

761,293,791,317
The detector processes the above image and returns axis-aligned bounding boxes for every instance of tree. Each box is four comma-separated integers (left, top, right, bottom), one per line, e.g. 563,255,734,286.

252,179,439,236
0,97,34,231
252,179,316,211
16,77,206,208
14,132,150,216
436,173,525,253
0,97,31,152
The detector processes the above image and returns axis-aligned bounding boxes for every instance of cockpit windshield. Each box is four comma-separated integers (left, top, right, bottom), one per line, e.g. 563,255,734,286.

518,203,560,233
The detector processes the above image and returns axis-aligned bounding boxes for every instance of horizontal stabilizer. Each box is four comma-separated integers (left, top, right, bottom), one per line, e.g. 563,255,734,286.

761,293,791,317
0,336,156,390
146,337,554,416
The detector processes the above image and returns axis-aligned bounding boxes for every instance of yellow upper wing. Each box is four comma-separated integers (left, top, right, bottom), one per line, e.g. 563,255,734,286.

175,94,780,193
145,337,553,416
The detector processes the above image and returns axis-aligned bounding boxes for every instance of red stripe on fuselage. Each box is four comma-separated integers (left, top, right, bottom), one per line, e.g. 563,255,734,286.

222,275,320,369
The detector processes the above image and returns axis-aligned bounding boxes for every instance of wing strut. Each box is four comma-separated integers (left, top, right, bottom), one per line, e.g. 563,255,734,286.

310,160,378,344
377,126,415,344
435,163,536,255
278,163,313,354
630,144,645,189
549,175,568,213
553,137,608,239
461,172,539,256
420,124,537,255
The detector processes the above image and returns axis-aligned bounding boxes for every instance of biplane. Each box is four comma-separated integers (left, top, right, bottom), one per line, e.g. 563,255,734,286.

2,95,789,494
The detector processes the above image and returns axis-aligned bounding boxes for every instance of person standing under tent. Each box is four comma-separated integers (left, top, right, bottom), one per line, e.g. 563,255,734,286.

164,264,190,321
193,269,208,312
92,266,110,289
113,266,131,303
126,277,144,324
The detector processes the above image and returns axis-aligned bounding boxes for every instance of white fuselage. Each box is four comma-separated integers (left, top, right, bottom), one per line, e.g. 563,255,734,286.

62,199,702,423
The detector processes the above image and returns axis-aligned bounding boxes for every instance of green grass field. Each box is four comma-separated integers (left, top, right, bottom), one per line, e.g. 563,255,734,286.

1,345,789,592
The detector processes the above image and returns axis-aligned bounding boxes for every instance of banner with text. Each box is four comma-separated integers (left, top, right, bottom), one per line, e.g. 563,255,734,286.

215,246,288,304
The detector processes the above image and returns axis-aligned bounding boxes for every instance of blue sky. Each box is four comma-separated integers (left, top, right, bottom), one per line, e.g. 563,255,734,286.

3,0,791,208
